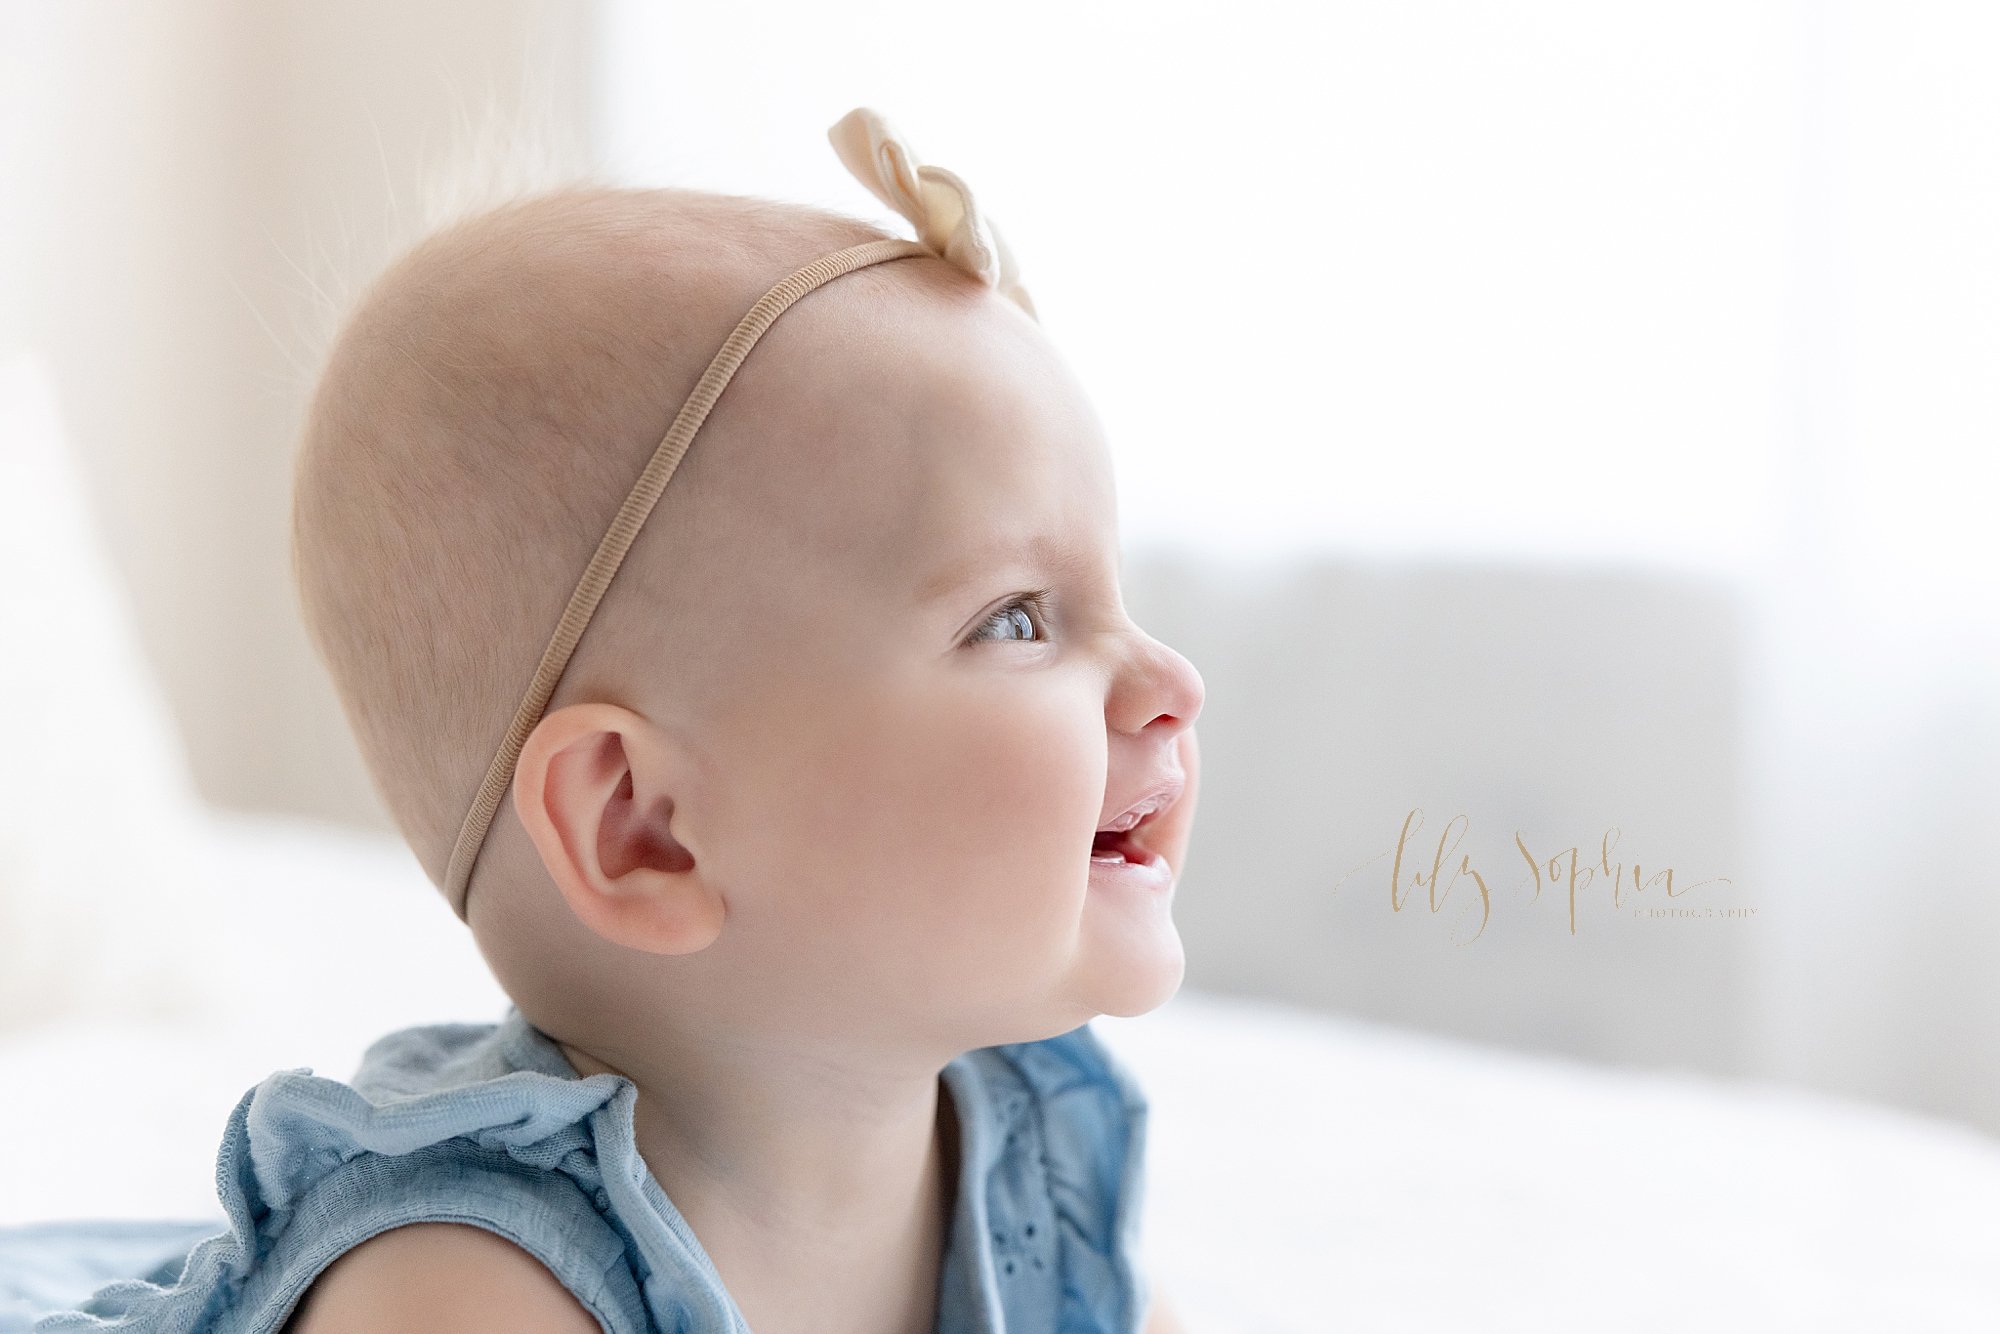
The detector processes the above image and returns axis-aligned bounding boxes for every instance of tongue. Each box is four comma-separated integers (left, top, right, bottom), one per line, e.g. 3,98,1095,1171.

1092,832,1130,861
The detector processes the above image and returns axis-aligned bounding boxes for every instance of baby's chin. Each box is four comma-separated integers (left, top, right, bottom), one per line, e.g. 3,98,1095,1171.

1089,961,1186,1021
1069,926,1187,1023
966,950,1184,1050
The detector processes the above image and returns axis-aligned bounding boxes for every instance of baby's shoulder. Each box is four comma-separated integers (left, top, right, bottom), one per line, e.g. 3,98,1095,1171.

281,1221,603,1334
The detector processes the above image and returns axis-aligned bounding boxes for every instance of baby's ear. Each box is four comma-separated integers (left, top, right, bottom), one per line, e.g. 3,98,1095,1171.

511,702,724,955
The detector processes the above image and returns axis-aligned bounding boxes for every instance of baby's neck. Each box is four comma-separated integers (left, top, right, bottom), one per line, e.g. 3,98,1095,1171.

559,1037,962,1334
722,1086,959,1334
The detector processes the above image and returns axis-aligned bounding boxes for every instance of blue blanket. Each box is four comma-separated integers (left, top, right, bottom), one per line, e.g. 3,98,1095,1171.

0,1221,225,1332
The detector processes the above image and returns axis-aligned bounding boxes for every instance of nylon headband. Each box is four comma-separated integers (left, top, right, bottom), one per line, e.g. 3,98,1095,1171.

441,235,933,922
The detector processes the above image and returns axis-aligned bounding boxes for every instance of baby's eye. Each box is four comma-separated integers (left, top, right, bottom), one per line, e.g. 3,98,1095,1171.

967,589,1053,645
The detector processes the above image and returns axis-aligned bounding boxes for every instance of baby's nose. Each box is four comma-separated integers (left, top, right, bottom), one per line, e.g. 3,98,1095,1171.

1111,629,1204,738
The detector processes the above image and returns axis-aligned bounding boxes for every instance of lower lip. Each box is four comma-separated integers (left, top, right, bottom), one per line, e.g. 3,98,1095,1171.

1089,840,1172,892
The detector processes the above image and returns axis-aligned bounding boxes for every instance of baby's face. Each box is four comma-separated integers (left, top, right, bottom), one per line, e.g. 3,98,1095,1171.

663,268,1204,1050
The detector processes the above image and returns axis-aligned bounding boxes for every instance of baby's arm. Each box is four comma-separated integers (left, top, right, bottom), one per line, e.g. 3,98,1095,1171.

283,1222,600,1333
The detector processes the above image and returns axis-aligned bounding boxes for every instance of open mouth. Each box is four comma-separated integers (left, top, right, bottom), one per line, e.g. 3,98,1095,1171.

1091,828,1140,863
1090,774,1182,870
1089,818,1166,868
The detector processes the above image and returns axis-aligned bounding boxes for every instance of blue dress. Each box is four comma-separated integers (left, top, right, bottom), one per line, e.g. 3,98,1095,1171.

0,1007,1152,1333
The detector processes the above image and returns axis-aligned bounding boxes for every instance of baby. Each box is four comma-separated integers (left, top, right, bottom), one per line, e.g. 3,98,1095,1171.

32,110,1201,1334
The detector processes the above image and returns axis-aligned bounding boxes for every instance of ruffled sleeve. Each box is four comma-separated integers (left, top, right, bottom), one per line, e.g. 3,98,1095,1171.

27,1050,656,1332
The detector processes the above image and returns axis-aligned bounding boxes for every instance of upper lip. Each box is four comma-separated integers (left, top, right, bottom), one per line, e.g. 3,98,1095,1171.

1096,772,1187,834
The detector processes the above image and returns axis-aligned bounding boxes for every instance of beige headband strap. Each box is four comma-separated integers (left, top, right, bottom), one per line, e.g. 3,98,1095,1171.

442,234,933,923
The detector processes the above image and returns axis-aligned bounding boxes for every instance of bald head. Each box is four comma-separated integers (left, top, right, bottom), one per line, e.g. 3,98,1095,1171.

290,186,989,902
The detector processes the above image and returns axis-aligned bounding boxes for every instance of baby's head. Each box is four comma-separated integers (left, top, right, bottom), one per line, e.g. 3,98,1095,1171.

291,173,1203,1072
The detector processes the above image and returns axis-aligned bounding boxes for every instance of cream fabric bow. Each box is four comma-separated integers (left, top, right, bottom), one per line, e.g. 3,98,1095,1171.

827,107,1037,321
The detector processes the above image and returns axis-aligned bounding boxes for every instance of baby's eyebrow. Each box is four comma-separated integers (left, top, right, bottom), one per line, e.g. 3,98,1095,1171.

918,532,1094,604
